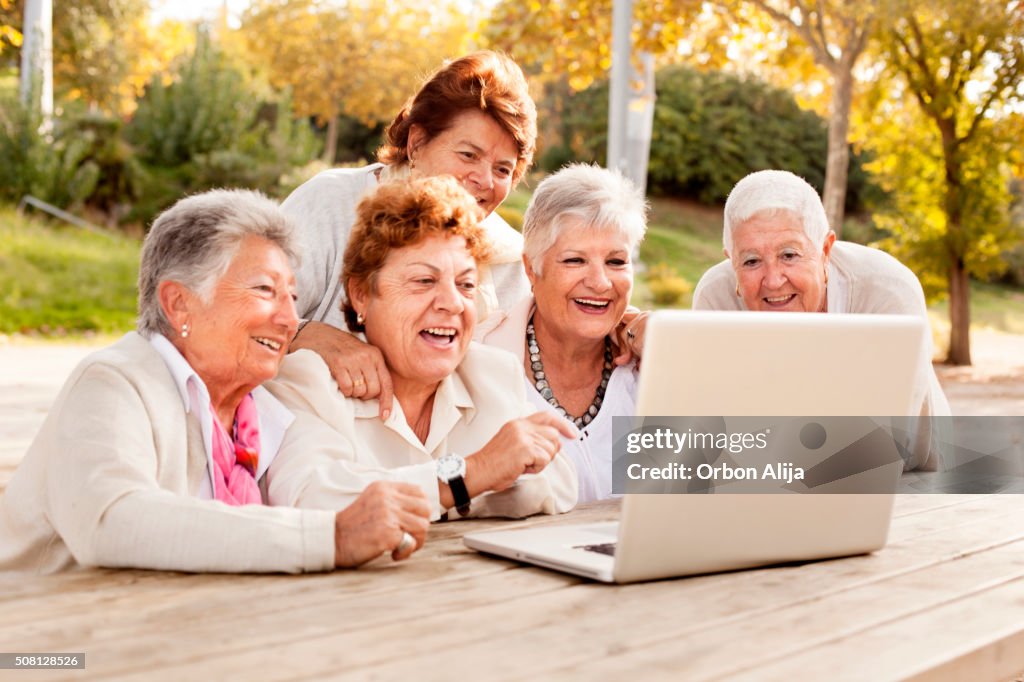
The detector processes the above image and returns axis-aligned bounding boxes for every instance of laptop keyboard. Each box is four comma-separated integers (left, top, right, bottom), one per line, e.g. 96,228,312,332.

577,542,616,556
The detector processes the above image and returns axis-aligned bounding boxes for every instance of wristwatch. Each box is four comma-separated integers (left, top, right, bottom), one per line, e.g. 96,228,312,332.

436,453,471,516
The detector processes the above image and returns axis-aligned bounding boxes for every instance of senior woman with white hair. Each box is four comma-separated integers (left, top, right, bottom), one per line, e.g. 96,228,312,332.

0,189,430,574
478,164,649,502
692,169,950,470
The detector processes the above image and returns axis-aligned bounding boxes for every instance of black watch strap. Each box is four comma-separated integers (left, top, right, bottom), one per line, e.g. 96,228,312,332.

448,475,471,516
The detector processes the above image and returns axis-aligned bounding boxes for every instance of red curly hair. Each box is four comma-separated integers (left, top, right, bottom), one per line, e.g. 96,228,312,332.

376,51,537,185
341,175,494,332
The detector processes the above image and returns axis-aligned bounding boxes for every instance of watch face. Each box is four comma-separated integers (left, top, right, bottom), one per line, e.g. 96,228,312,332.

437,454,466,480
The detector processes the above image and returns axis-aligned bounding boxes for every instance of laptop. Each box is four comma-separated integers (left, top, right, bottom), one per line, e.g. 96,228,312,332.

464,310,927,583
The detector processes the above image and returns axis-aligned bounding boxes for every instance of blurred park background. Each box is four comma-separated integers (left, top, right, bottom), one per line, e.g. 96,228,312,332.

1,0,1022,366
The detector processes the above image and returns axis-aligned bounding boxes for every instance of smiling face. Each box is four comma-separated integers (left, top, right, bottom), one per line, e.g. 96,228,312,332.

729,212,835,313
407,109,518,217
351,234,478,393
527,220,633,346
172,235,298,394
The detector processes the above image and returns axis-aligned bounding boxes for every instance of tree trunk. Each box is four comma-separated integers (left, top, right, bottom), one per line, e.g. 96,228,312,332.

822,67,854,238
946,257,971,365
938,119,971,366
321,115,339,165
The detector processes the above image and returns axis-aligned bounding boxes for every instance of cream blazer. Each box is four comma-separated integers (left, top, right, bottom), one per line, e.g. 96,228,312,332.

0,333,336,574
265,343,578,520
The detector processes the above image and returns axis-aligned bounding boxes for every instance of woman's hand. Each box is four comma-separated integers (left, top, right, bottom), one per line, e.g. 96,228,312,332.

333,481,431,567
464,413,578,496
612,308,650,366
290,321,395,419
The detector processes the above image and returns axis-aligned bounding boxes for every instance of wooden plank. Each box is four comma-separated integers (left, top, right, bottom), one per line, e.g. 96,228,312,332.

890,493,994,517
0,501,618,610
337,535,1024,681
536,539,1024,681
55,497,1024,680
730,576,1024,682
2,566,578,682
0,493,998,645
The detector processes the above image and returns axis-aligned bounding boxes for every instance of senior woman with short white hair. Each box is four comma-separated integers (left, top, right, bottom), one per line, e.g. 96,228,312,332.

479,163,649,502
0,190,430,574
692,169,950,470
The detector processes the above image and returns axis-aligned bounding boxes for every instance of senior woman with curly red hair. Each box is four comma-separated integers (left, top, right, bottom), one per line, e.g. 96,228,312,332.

268,175,578,520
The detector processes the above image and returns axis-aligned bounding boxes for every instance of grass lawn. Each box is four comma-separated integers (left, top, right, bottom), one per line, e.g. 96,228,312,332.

2,190,1022,343
0,206,140,337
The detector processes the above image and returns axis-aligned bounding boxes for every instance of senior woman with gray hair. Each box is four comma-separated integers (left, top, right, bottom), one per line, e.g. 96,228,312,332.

0,189,430,574
692,169,950,470
479,164,649,502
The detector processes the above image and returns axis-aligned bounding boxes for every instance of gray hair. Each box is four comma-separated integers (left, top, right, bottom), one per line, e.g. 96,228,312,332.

723,170,830,255
522,163,648,275
137,189,297,337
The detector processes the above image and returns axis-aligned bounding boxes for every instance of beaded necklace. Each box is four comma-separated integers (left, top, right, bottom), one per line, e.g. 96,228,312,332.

526,317,613,429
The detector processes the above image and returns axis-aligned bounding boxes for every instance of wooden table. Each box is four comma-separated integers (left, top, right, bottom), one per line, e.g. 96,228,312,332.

3,494,1024,681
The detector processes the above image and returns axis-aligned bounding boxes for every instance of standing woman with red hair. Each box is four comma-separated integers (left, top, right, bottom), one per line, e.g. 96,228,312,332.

282,51,538,419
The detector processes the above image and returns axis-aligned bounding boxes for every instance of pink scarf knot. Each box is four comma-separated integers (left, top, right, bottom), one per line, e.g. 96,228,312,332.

210,393,263,506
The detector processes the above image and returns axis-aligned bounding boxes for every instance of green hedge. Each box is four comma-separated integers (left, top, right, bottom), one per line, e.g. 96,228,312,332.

549,65,880,212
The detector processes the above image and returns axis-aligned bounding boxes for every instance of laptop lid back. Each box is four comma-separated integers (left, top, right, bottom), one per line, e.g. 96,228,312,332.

613,310,924,583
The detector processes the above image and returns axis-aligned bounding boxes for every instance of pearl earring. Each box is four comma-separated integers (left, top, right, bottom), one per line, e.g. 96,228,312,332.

181,322,190,338
357,313,365,325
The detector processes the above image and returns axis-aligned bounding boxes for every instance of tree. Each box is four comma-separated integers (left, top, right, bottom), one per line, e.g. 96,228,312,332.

486,1,877,235
52,0,148,112
486,0,703,90
0,0,22,60
737,1,880,236
241,0,470,164
873,0,1024,365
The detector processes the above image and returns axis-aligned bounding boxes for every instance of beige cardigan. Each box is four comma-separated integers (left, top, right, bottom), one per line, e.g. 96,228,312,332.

266,343,578,520
0,333,336,574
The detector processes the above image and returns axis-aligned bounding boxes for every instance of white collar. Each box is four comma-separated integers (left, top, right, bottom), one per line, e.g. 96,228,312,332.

350,366,476,455
147,333,294,492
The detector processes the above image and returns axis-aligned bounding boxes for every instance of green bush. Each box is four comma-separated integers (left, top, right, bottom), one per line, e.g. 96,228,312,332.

125,38,320,225
58,112,147,222
128,38,255,166
0,92,100,208
644,261,693,306
559,66,878,211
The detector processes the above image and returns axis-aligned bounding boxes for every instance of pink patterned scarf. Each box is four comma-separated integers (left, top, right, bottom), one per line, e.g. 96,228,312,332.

210,393,262,506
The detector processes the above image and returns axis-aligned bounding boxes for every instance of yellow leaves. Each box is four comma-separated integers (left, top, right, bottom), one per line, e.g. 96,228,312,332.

0,0,21,56
484,0,705,91
0,24,21,53
114,19,196,115
241,0,472,127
